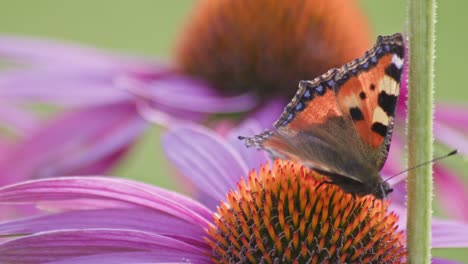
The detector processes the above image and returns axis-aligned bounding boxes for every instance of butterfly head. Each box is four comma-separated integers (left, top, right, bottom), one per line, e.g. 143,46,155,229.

312,167,393,200
339,171,393,200
373,180,393,200
353,169,393,200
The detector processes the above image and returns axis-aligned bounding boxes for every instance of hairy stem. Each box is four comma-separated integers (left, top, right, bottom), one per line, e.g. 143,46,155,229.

406,0,437,263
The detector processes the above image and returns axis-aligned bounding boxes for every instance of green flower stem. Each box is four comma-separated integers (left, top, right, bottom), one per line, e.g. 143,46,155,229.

406,0,437,263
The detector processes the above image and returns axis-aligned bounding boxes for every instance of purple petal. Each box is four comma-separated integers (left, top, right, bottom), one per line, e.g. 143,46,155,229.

0,229,208,264
117,178,214,221
381,135,406,205
0,68,130,107
250,98,286,128
432,258,464,264
122,75,257,113
127,90,206,126
0,35,132,69
434,121,468,155
436,104,468,130
432,218,468,248
163,124,248,205
0,204,38,222
434,165,468,221
0,36,166,108
35,198,136,212
0,138,10,155
381,135,405,177
0,177,212,227
396,37,409,113
0,103,145,184
390,204,468,248
0,208,206,242
0,104,38,135
45,252,211,264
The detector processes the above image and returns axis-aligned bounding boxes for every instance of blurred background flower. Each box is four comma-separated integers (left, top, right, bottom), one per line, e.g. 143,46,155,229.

0,0,373,184
175,0,371,100
0,0,467,261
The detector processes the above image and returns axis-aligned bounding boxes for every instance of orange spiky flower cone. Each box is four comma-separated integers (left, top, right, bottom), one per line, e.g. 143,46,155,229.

206,161,406,263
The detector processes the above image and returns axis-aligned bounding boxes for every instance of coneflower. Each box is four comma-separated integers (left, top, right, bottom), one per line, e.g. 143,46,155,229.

176,0,371,99
208,161,405,263
1,157,466,263
164,124,468,263
0,160,408,264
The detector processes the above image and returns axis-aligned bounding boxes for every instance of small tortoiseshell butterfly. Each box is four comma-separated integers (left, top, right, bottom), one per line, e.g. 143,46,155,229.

241,33,405,199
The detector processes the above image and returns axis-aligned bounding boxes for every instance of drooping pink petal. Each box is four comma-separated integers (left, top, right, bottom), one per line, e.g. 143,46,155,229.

45,251,211,264
380,135,406,205
0,35,165,109
0,204,38,222
432,258,464,264
0,177,212,227
0,104,38,135
1,35,255,120
115,75,257,127
249,98,286,128
120,75,256,114
0,36,259,132
151,77,256,113
434,165,468,221
115,178,214,221
390,204,468,248
436,104,468,130
0,35,136,69
395,36,409,114
434,121,468,155
0,68,130,107
0,141,11,172
0,103,145,185
0,68,256,124
381,135,405,178
163,124,248,207
35,198,136,212
0,229,209,264
131,97,207,126
432,218,468,248
0,208,207,242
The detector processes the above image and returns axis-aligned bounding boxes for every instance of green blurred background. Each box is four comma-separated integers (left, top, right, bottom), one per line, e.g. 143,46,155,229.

0,0,467,262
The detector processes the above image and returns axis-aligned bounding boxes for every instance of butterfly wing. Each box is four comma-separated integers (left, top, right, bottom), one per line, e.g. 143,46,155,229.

242,127,347,174
333,34,405,169
244,69,369,182
243,33,405,180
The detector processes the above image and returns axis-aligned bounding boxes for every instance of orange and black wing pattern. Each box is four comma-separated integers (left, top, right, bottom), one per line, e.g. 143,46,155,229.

242,33,405,185
271,33,405,170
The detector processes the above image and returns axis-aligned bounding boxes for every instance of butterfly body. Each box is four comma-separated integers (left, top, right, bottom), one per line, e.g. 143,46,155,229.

241,33,405,199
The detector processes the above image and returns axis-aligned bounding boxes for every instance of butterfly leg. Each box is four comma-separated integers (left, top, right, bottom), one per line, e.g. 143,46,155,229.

315,179,334,190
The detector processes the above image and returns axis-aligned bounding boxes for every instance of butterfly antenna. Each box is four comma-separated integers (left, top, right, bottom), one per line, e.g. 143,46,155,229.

385,149,458,184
